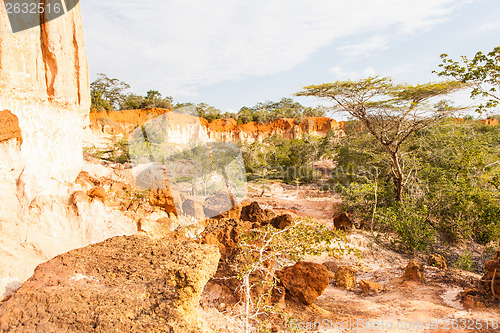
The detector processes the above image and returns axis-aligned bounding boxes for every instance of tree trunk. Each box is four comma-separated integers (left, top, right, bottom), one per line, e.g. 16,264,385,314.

391,153,404,202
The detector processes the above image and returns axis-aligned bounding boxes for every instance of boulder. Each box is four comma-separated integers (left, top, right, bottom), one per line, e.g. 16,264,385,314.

240,201,275,224
333,212,353,230
149,188,182,215
0,236,220,332
200,218,253,259
137,217,173,239
479,250,500,299
214,204,243,220
402,260,426,283
359,279,383,294
335,266,357,290
276,261,329,305
322,261,338,273
267,213,294,230
428,254,448,270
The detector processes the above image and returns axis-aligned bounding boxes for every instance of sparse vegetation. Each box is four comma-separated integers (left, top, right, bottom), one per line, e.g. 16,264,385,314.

232,217,352,332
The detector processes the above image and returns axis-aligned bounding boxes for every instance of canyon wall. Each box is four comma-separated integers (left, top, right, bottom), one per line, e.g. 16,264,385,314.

89,108,344,144
0,3,90,201
0,5,138,297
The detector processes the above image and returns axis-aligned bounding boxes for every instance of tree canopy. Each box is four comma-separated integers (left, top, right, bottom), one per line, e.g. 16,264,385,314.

435,46,500,113
297,76,463,201
90,73,130,111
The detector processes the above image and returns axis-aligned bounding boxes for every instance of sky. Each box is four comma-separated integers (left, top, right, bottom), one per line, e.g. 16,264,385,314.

81,0,500,116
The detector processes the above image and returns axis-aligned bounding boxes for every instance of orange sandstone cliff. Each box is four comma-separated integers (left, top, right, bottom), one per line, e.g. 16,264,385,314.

89,108,343,143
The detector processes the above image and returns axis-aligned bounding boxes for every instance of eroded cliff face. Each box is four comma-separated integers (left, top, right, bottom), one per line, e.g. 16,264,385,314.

0,3,90,200
205,117,342,143
89,108,344,145
0,5,140,297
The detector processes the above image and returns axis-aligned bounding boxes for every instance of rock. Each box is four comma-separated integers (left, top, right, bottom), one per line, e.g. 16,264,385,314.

86,186,107,201
267,214,294,230
200,218,253,259
0,110,22,145
479,250,500,299
322,261,338,273
203,191,234,218
240,201,274,224
480,118,500,126
137,217,173,239
182,198,206,221
402,260,426,283
335,266,357,290
276,261,329,305
205,117,342,144
333,212,353,230
459,289,488,310
271,286,286,309
75,171,100,190
0,1,90,198
149,188,182,215
428,254,448,269
359,279,383,294
214,204,243,220
0,236,220,332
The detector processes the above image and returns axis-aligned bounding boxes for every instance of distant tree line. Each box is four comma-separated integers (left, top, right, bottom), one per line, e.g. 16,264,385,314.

90,73,174,111
90,74,327,123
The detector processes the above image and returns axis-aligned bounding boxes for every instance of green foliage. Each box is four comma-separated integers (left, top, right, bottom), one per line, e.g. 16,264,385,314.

242,134,334,184
237,217,351,268
84,138,130,164
120,90,173,110
237,98,326,124
454,250,473,271
376,204,435,253
333,118,500,250
297,76,463,202
436,46,500,113
90,73,130,111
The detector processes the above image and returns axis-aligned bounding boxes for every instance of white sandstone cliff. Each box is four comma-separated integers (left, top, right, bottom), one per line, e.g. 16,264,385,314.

0,5,136,298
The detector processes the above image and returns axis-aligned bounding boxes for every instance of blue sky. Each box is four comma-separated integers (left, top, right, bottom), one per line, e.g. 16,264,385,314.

81,0,500,116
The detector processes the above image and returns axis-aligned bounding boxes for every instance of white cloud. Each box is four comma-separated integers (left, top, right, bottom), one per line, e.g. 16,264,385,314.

474,21,500,34
81,0,470,97
329,66,377,80
337,36,390,58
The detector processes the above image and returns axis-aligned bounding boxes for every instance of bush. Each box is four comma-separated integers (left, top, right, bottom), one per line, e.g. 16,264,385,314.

334,119,500,250
376,204,435,252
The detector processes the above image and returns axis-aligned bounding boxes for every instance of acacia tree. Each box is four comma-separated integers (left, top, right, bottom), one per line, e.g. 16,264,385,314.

296,77,462,202
435,46,500,113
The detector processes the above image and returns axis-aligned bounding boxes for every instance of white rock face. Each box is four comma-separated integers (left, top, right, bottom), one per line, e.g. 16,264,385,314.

0,5,137,298
0,4,90,200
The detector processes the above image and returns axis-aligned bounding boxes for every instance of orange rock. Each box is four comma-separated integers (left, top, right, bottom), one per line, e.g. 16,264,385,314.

335,266,357,290
86,186,107,200
276,261,329,305
402,260,426,283
359,279,383,294
480,118,499,126
0,110,22,145
89,109,343,143
333,212,353,230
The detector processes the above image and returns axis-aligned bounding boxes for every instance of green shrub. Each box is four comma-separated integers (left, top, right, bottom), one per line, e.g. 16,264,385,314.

377,204,435,252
